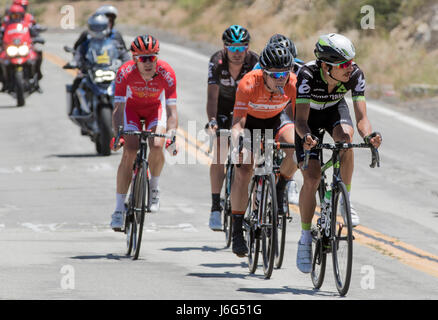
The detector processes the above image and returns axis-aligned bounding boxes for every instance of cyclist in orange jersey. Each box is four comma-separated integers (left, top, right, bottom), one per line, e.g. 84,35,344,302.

229,43,298,257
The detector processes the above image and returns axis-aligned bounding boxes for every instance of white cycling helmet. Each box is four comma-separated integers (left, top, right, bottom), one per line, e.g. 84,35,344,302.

314,33,355,64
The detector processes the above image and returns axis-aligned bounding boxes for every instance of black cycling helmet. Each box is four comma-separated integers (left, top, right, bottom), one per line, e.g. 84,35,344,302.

259,43,294,70
87,13,110,39
268,33,298,58
222,25,250,45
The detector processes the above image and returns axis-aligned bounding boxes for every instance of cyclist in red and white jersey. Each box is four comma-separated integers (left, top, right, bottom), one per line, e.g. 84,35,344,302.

110,34,178,229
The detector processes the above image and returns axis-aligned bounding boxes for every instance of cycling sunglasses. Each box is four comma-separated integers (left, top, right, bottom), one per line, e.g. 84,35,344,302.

137,55,158,63
264,70,290,79
226,45,248,53
330,59,354,69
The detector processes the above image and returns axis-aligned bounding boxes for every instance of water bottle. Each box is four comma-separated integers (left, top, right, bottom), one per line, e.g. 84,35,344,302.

322,190,331,236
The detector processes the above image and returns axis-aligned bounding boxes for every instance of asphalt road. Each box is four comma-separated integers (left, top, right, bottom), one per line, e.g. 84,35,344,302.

0,31,437,301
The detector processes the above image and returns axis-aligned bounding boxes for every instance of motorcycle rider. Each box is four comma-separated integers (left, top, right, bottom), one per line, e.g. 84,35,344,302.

67,13,129,116
73,5,129,61
0,4,25,92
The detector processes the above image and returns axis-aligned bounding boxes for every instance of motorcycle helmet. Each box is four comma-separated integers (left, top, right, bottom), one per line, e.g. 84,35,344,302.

9,4,25,22
13,0,29,11
87,13,110,40
95,5,118,28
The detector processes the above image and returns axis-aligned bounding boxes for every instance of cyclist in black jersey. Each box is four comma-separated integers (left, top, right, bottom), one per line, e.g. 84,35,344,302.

206,25,259,231
294,33,382,274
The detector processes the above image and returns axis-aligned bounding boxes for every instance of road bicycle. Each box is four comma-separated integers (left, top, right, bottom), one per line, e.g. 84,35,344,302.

305,136,380,296
114,123,174,260
207,128,234,248
243,136,294,279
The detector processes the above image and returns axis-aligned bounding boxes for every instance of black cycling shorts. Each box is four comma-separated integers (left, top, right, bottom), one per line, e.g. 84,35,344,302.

216,97,234,131
242,110,293,153
295,98,354,163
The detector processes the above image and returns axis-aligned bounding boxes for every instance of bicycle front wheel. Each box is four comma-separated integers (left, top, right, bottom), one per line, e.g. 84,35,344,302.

274,188,288,269
129,162,149,260
223,163,234,248
245,177,259,274
261,174,277,279
332,182,353,296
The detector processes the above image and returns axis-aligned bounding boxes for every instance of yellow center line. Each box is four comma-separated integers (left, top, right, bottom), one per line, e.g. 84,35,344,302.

50,51,438,278
287,205,438,278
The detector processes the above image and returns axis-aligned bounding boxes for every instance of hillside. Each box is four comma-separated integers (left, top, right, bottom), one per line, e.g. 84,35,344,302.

4,0,438,101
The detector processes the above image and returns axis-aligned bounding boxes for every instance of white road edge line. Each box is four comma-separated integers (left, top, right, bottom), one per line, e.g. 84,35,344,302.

367,101,438,136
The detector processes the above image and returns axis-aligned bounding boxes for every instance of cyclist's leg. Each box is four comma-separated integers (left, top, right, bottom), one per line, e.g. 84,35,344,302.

327,99,358,225
209,112,231,213
295,122,322,272
230,121,253,256
117,107,141,196
328,100,354,189
112,109,140,228
274,111,297,211
230,162,253,256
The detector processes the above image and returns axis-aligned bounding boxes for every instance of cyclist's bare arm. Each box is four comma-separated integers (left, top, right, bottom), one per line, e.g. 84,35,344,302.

295,102,318,150
284,101,294,121
113,102,125,135
353,100,382,148
166,103,178,135
206,84,220,128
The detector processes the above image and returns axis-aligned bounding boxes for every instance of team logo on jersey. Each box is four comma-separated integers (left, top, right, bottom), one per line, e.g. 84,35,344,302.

337,84,347,93
157,65,175,87
355,74,366,92
298,79,311,94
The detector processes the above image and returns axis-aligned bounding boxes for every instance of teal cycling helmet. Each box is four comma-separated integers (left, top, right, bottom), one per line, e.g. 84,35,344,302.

222,25,250,45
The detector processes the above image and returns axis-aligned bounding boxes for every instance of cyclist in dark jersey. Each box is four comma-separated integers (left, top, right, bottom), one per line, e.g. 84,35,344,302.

294,33,382,273
206,25,259,231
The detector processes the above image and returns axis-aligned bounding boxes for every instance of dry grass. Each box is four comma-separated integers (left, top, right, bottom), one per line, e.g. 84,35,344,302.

17,0,438,99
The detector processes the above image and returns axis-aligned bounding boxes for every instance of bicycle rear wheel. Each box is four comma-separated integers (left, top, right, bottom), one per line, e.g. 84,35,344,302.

245,177,259,274
332,182,353,296
274,188,288,269
223,163,234,248
127,161,149,260
261,174,277,279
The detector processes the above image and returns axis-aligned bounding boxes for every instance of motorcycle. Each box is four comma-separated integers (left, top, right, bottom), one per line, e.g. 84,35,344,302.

63,37,122,156
0,21,45,106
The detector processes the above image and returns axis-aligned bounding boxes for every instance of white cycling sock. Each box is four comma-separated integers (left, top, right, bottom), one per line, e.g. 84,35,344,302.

300,230,312,245
115,193,127,212
150,175,160,190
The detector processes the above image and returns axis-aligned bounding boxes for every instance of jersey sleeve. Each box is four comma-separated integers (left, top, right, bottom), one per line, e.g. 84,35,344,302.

233,77,252,118
295,67,313,104
164,65,177,106
350,67,366,102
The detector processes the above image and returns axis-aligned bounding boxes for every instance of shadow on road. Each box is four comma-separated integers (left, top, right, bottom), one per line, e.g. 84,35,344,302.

0,104,19,109
162,246,225,252
187,271,265,280
70,253,131,261
237,286,336,297
46,153,105,159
